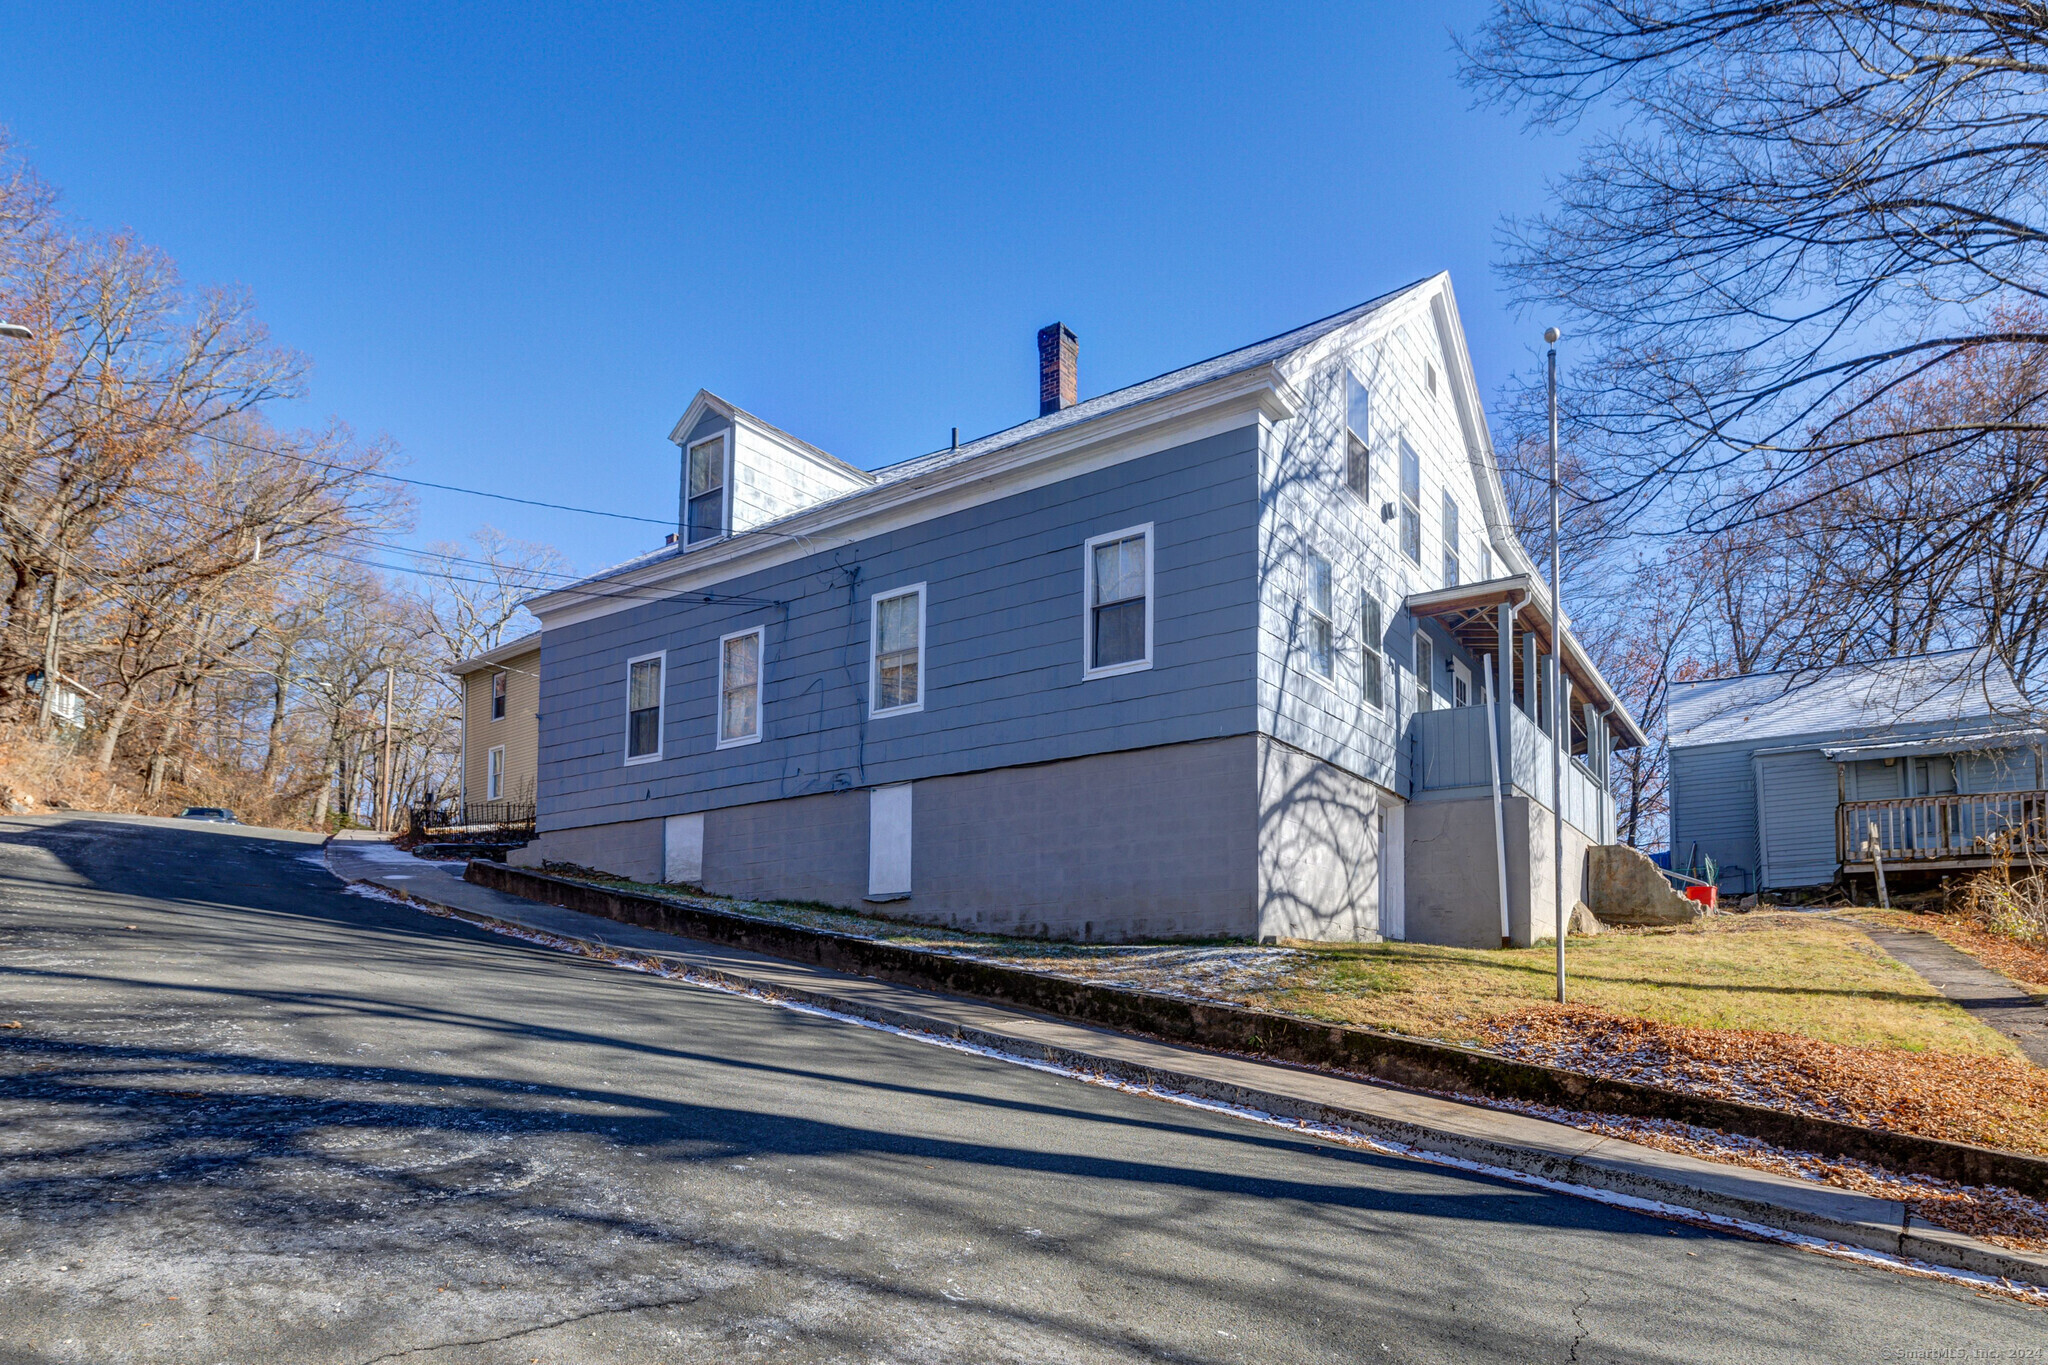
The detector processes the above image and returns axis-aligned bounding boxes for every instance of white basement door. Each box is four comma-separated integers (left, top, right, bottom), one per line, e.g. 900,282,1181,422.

868,784,912,900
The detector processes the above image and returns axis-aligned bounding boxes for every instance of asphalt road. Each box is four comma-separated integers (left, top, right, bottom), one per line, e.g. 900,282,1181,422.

0,814,2036,1364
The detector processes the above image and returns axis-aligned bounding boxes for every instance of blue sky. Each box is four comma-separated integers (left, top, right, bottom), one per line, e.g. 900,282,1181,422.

0,2,1582,574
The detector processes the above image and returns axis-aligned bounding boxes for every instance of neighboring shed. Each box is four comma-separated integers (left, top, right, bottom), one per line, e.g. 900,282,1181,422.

1666,650,2041,893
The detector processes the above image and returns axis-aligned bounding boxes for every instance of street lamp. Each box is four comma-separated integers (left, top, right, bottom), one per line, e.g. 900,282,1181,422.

0,322,33,341
1545,326,1566,1005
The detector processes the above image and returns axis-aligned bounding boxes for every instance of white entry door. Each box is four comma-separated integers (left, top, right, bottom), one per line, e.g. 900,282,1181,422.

1378,804,1405,939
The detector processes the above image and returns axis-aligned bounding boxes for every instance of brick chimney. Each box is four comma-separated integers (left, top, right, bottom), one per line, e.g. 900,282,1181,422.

1038,323,1077,417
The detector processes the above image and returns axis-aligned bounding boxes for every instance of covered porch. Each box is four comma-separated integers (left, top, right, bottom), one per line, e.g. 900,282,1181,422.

1397,575,1646,947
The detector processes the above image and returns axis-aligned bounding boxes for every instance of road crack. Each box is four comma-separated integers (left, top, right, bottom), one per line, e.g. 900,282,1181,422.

1565,1287,1590,1363
355,1291,708,1363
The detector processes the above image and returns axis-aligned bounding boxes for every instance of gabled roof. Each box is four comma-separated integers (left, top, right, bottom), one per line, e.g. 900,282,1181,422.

864,283,1421,487
668,390,874,484
529,281,1435,620
447,630,543,678
1666,649,2028,749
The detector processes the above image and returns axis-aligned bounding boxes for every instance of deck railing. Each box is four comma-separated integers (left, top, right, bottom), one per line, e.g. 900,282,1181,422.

1838,791,2048,866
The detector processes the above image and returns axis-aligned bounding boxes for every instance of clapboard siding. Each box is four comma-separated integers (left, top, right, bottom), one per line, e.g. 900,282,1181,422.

1668,741,1761,890
1255,319,1501,796
536,427,1261,832
1756,750,1842,888
460,648,541,804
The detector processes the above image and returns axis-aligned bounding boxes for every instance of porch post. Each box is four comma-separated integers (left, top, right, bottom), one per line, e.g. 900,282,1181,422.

1523,631,1539,720
1498,599,1515,788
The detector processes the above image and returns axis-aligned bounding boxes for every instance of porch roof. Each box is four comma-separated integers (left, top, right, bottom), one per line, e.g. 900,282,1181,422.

1818,727,2044,763
1404,574,1648,749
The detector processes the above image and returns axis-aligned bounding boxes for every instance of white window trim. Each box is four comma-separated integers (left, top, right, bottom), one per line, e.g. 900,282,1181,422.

1299,551,1335,689
1360,589,1386,712
869,582,927,718
623,649,666,766
486,745,505,801
1082,522,1155,680
490,670,507,720
684,432,731,548
716,625,766,749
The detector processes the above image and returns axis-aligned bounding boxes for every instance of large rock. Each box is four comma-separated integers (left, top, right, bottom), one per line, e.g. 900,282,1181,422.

1566,901,1604,936
1586,844,1706,927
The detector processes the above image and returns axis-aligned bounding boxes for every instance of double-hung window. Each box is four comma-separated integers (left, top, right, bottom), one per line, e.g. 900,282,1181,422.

490,671,506,720
718,627,763,747
625,653,664,764
1084,524,1153,677
686,434,726,546
1360,592,1384,709
1399,439,1422,564
870,584,926,716
1304,553,1334,680
486,745,505,800
1344,371,1371,496
1442,494,1461,588
1414,632,1434,713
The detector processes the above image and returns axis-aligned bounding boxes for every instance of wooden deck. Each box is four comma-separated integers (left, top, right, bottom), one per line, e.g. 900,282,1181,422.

1838,790,2048,874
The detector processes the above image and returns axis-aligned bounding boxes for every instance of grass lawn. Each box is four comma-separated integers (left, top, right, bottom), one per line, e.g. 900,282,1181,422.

1257,911,2020,1059
526,866,2048,1153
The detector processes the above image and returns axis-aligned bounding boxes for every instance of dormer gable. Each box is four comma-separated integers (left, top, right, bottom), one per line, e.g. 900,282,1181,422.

666,390,874,549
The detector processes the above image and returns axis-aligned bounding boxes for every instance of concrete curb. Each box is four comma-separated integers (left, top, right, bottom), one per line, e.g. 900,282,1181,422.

467,860,2048,1201
342,871,2048,1289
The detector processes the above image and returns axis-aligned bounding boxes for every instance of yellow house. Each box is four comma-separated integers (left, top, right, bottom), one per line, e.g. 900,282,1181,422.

450,632,541,820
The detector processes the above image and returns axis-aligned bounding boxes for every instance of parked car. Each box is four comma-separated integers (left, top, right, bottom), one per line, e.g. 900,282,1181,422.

175,807,239,824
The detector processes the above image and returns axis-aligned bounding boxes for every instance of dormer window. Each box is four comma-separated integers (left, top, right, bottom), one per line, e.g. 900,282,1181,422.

686,434,727,545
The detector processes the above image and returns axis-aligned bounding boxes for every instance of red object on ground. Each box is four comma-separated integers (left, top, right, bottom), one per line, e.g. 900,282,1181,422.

1685,884,1718,910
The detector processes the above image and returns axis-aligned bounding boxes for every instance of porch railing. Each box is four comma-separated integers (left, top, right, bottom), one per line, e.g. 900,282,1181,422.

1838,791,2048,866
408,800,537,838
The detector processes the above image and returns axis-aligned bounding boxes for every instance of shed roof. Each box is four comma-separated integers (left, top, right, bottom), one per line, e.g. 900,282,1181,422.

1666,650,2027,749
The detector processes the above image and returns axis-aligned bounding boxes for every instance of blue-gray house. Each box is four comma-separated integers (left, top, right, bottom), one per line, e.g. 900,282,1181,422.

515,275,1645,945
1667,650,2042,895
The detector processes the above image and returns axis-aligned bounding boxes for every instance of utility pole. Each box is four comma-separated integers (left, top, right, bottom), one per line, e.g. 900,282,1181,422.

1546,326,1566,1005
380,667,395,833
35,544,66,730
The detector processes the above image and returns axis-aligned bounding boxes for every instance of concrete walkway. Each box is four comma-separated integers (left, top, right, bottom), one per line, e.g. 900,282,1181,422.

1865,927,2048,1067
325,840,2048,1288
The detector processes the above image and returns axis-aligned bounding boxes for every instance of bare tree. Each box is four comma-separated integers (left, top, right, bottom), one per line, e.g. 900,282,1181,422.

1462,3,2048,536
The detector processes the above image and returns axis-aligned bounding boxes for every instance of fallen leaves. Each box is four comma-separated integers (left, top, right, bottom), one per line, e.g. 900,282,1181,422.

1476,1004,2048,1156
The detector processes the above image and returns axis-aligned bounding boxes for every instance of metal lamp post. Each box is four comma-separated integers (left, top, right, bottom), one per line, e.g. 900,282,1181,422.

1546,326,1566,1005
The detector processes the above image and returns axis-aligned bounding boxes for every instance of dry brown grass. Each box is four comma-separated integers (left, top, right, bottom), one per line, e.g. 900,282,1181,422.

1259,912,2016,1057
0,726,320,830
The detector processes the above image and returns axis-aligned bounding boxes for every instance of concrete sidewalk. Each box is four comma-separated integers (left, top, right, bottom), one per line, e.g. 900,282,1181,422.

1866,926,2048,1066
324,839,2048,1288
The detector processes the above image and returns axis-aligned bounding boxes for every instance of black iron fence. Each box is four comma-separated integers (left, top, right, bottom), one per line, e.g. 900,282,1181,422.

407,800,536,838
